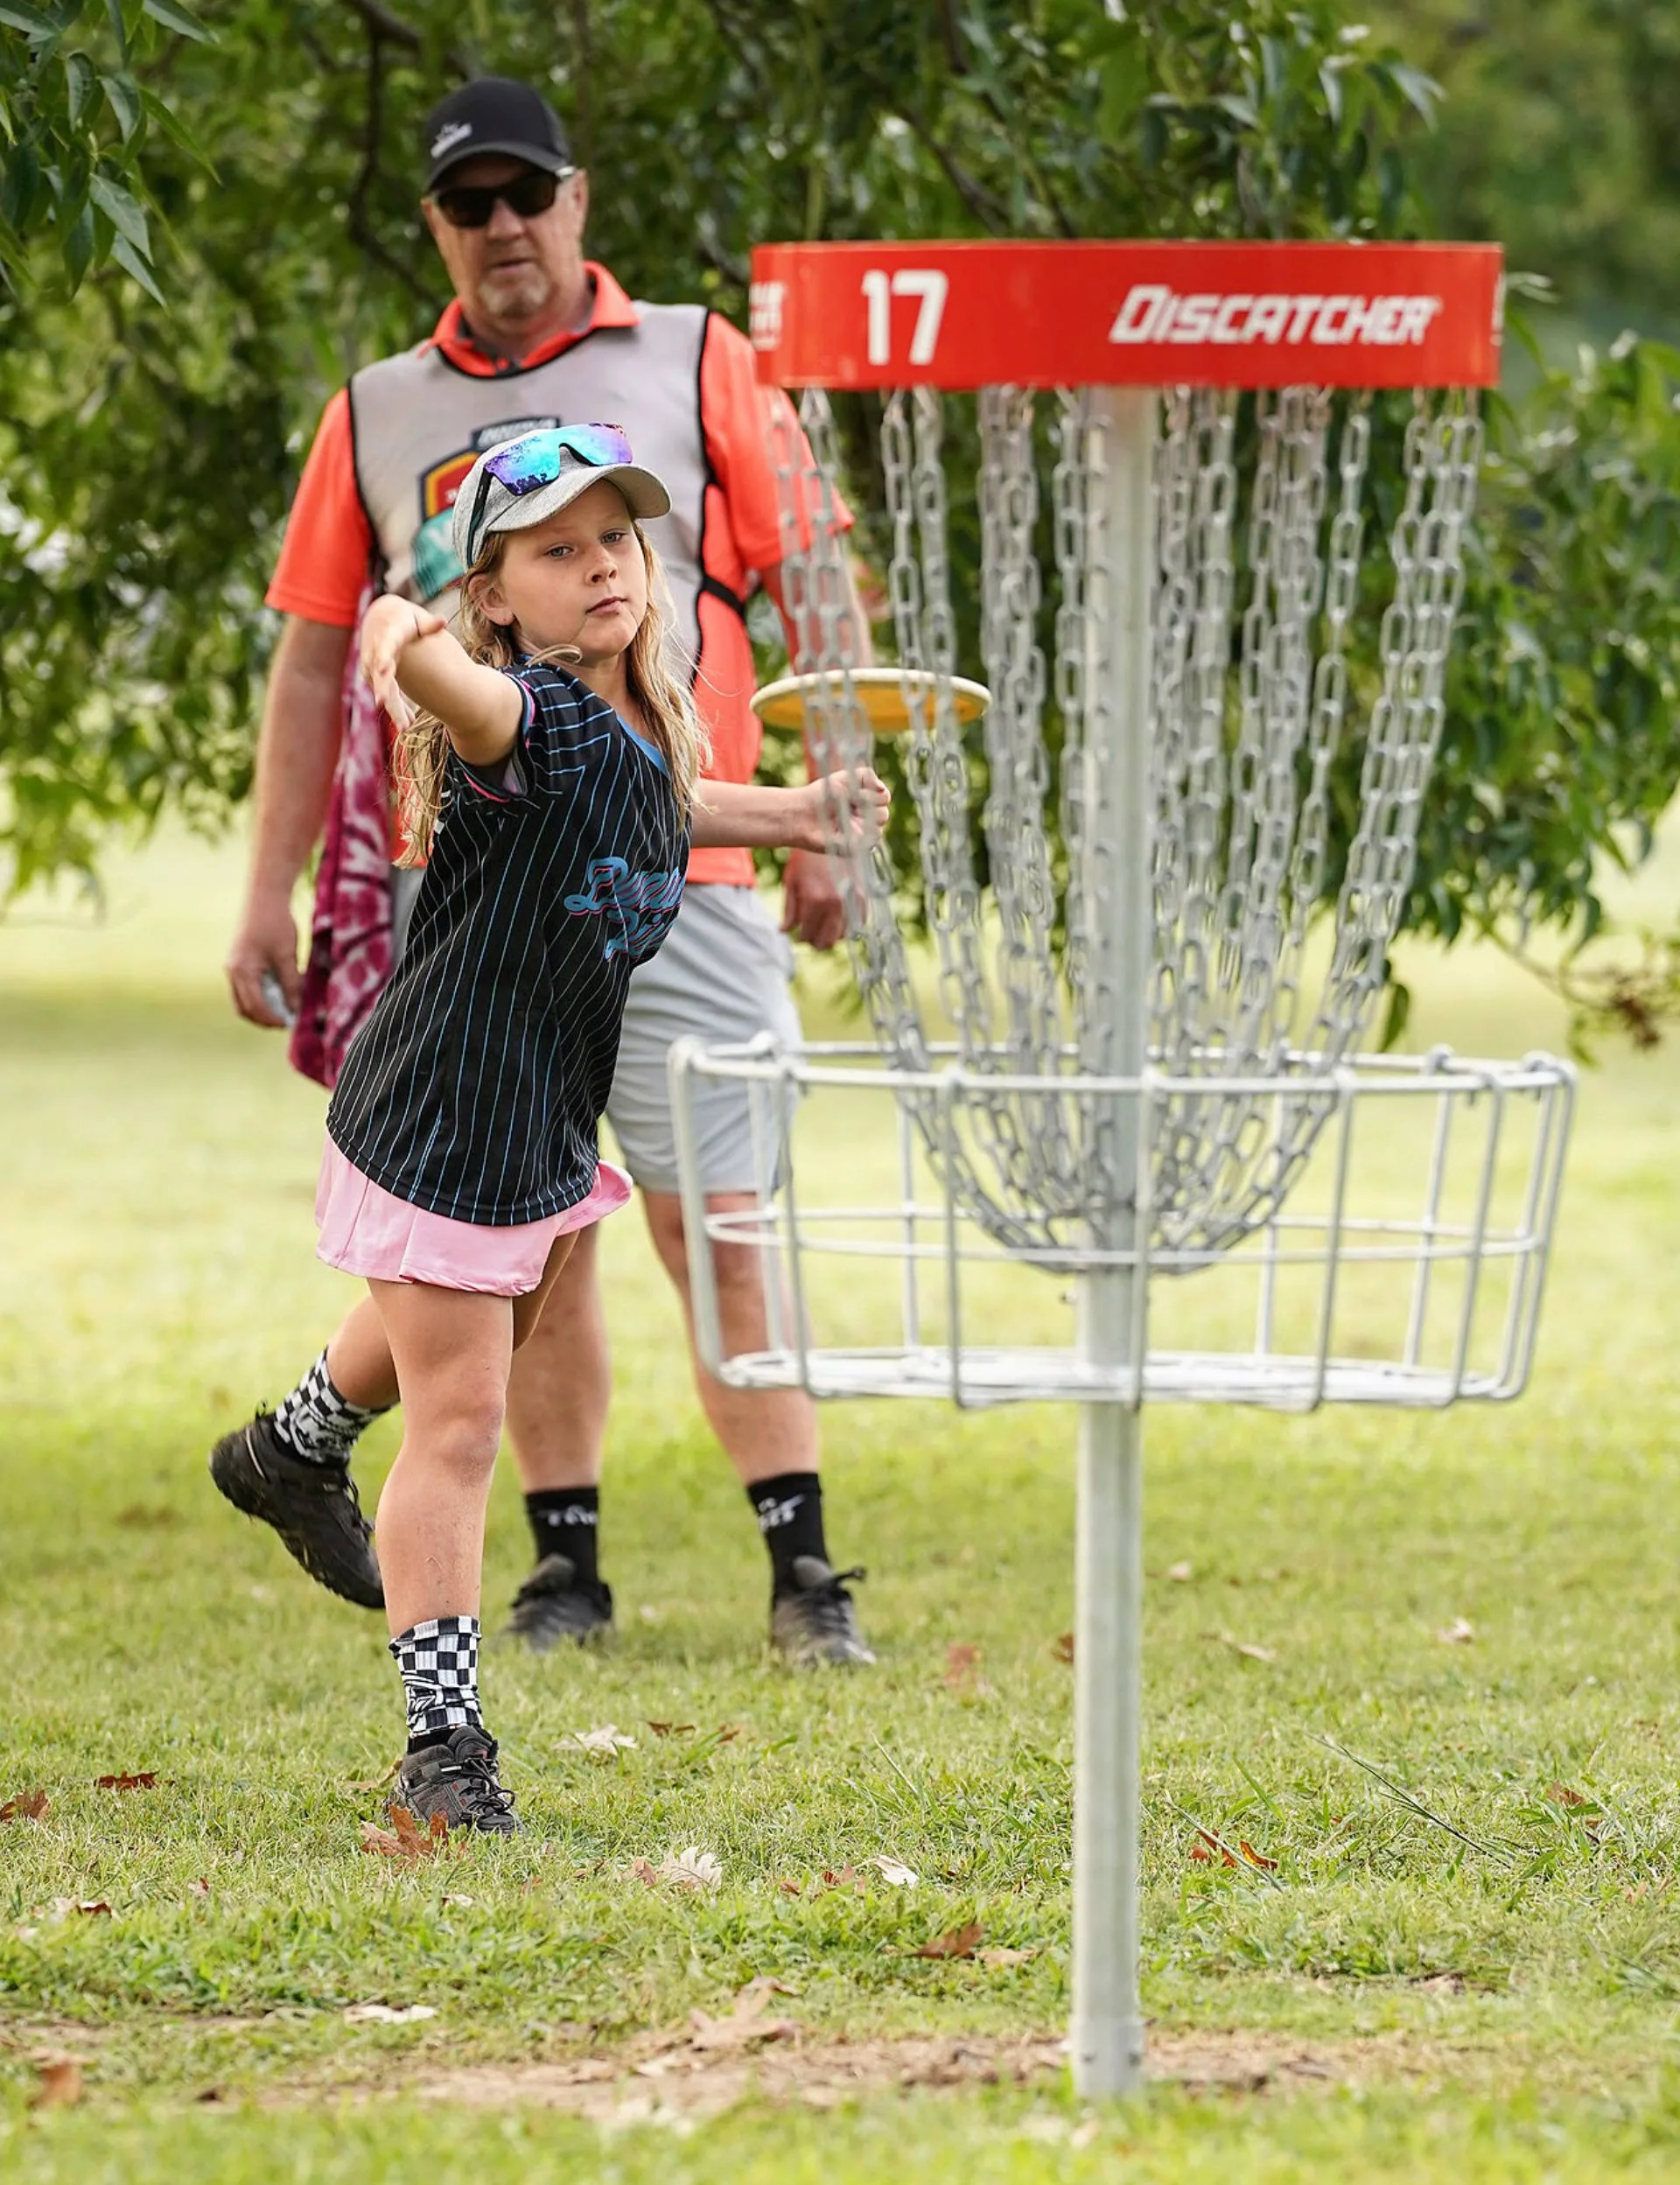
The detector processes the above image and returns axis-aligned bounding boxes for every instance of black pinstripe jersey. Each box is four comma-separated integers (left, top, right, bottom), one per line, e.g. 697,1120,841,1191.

326,662,690,1226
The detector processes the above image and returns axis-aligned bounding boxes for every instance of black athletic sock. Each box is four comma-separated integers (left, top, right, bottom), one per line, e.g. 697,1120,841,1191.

524,1488,601,1587
747,1472,829,1598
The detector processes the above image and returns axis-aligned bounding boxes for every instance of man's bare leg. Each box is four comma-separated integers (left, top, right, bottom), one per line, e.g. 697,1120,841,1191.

639,1187,872,1666
638,1189,818,1483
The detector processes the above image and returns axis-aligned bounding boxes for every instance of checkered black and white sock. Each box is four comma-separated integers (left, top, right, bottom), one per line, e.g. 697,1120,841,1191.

390,1617,482,1747
271,1349,387,1467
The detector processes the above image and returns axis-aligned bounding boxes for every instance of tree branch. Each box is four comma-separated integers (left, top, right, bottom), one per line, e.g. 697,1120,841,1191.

569,0,593,167
851,64,1012,235
346,17,429,301
340,0,421,53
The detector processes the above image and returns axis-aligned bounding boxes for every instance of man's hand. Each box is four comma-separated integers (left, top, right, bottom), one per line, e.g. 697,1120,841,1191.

226,890,302,1028
781,845,848,952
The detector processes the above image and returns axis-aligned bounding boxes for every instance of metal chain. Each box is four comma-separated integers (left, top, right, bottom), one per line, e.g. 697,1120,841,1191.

769,377,1482,1261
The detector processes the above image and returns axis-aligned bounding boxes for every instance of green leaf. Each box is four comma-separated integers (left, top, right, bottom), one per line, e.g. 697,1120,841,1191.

1382,60,1439,126
0,141,40,232
62,49,95,127
1098,42,1147,137
137,83,212,166
89,168,149,255
102,69,142,141
139,0,210,39
63,198,93,286
0,2,55,38
108,228,164,299
1378,978,1411,1053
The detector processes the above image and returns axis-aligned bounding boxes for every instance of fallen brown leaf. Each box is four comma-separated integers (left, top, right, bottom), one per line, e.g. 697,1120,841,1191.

94,1771,158,1792
688,1979,799,2051
358,1808,452,1861
31,2058,83,2109
818,1866,867,1894
1213,1630,1276,1664
943,1643,992,1697
913,1921,984,1960
0,1790,49,1823
187,1878,212,1899
775,1876,802,1897
1546,1782,1586,1809
649,1847,722,1894
65,1900,111,1916
1238,1839,1278,1872
1051,1633,1074,1664
715,1724,744,1744
976,1946,1037,1969
647,1723,696,1738
116,1502,180,1529
631,1859,659,1887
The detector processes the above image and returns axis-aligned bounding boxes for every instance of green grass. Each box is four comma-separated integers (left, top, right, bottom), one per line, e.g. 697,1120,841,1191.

3,828,1680,2180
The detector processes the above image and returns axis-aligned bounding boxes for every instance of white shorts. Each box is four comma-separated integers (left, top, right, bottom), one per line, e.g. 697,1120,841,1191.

607,883,802,1194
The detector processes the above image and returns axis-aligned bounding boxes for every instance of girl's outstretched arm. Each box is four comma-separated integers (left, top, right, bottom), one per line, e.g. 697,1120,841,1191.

693,768,890,852
360,597,523,766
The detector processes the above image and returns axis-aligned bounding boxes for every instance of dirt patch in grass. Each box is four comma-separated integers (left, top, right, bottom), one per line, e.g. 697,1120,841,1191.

400,2024,1416,2122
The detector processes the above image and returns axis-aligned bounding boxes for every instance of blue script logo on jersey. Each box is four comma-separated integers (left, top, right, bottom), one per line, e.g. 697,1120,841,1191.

564,858,684,961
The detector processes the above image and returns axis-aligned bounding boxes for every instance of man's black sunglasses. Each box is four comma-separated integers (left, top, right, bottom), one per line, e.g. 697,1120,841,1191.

431,168,574,229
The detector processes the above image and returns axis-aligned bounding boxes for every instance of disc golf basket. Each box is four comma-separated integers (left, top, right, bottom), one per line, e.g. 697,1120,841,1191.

668,242,1574,2098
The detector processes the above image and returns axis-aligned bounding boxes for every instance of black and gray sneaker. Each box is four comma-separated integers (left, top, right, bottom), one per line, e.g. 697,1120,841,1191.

770,1556,876,1668
390,1726,520,1835
208,1411,384,1611
501,1553,613,1652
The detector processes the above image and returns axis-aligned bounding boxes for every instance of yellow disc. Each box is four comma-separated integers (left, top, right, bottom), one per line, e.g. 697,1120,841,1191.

752,668,991,736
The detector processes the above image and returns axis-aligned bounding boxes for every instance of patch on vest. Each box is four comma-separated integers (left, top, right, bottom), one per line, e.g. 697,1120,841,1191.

411,415,564,605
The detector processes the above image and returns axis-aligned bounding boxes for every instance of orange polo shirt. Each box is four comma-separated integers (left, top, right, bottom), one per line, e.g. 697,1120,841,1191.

267,264,830,887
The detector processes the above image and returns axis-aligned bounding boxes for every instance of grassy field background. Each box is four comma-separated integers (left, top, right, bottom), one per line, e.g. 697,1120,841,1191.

2,825,1679,2181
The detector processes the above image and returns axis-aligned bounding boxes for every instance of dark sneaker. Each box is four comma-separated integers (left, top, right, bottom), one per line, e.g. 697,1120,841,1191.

209,1411,384,1611
390,1726,520,1836
501,1554,613,1652
771,1556,877,1668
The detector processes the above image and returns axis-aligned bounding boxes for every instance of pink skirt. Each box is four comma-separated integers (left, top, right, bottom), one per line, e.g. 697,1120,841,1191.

315,1141,633,1298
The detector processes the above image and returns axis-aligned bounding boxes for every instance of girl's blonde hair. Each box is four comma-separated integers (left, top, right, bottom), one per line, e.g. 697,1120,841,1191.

394,520,708,866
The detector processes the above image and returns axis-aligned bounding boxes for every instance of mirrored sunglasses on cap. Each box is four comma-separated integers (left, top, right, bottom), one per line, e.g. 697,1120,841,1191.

459,424,639,567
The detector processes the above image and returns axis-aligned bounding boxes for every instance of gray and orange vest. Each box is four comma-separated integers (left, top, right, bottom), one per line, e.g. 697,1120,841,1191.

346,301,734,676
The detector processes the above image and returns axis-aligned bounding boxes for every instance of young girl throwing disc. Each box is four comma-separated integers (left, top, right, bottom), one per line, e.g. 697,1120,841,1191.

229,425,886,1833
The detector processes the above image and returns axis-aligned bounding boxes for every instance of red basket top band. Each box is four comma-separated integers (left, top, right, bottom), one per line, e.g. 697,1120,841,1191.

749,241,1502,392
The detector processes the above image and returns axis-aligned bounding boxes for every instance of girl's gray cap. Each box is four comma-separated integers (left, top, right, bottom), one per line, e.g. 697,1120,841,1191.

452,448,671,571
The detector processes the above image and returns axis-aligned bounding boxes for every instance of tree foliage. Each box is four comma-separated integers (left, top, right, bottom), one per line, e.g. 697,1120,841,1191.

0,0,208,297
2,0,1678,1043
1375,0,1680,341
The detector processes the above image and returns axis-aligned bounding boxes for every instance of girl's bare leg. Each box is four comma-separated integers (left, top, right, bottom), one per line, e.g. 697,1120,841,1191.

369,1281,512,1635
372,1233,579,1635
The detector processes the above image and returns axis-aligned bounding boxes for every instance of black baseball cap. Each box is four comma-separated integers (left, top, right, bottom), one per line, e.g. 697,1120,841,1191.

422,76,575,194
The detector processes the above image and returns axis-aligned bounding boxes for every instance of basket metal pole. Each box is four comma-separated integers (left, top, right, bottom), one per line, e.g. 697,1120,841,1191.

1071,385,1154,2100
